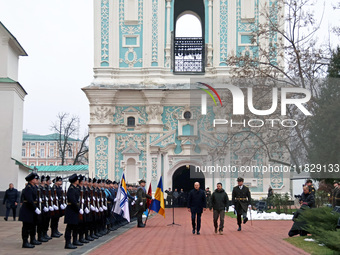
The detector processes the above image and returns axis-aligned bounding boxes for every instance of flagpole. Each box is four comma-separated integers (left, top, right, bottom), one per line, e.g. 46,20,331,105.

144,208,150,226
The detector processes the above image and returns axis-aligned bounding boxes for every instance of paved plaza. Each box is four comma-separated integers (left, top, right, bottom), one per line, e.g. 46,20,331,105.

0,208,308,255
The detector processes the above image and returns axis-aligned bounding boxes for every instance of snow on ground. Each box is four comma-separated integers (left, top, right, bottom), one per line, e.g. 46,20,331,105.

227,206,294,220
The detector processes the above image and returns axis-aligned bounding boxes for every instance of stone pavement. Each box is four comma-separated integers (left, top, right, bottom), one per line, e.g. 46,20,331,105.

0,209,309,255
89,208,309,255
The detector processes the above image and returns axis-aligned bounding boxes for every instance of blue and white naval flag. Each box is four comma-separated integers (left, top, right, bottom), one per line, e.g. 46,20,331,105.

113,174,130,222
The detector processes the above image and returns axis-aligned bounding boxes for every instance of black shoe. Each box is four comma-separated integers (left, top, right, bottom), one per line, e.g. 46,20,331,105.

192,229,195,234
65,243,77,249
73,240,84,246
197,231,200,235
30,240,42,245
56,231,63,236
137,224,145,228
237,225,241,231
38,237,48,242
22,242,35,248
4,217,7,221
79,238,89,244
214,227,218,234
86,236,94,241
96,232,103,237
44,234,52,240
51,232,60,238
91,233,99,239
243,217,248,224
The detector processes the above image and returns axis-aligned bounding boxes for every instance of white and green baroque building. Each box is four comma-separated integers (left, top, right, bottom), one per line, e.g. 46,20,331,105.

83,0,290,198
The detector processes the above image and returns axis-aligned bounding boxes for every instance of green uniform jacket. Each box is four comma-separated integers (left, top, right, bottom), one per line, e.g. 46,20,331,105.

209,188,229,211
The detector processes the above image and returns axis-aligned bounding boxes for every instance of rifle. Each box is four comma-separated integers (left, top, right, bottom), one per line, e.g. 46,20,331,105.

42,186,48,214
90,188,96,217
79,187,84,221
48,189,54,216
60,189,65,214
53,188,59,213
37,187,42,220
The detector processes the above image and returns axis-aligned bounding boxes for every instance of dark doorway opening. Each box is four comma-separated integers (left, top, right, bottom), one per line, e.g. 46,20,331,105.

172,165,205,192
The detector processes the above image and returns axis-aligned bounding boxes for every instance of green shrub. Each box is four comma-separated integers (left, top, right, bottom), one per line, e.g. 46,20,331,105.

298,207,340,252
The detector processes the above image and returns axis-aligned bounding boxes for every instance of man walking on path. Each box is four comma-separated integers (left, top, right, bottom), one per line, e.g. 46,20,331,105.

3,183,19,221
188,182,206,235
232,177,251,231
209,183,229,235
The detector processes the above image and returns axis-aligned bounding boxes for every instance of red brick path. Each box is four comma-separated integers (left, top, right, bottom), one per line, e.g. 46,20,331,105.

89,208,308,255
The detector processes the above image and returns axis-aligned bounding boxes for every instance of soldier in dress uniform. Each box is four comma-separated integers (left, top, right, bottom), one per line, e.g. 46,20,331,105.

83,177,94,241
64,174,83,249
136,179,152,228
77,175,89,244
37,175,49,243
19,172,42,248
232,177,251,231
43,175,53,240
50,176,63,237
89,178,99,239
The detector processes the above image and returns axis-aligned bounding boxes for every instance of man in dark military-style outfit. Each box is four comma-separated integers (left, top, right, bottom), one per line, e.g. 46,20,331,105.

332,180,340,208
19,172,42,248
232,177,251,231
305,179,315,196
64,174,83,249
37,175,49,243
136,179,152,228
50,176,63,237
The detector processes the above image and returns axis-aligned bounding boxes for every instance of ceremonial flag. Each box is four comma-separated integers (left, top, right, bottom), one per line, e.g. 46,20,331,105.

113,174,130,222
149,176,165,218
146,182,152,208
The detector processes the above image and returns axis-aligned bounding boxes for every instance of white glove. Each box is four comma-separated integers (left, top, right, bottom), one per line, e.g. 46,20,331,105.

99,207,103,212
46,196,48,201
35,208,41,215
101,198,104,202
39,198,42,203
232,205,235,209
90,205,95,211
114,198,117,202
131,201,135,206
53,205,58,210
88,197,91,201
82,199,84,203
134,197,137,201
60,204,66,210
63,203,67,208
93,196,96,201
85,207,90,214
139,202,143,206
95,207,99,213
103,205,107,210
49,206,54,211
79,208,84,215
56,196,59,200
248,205,252,208
152,196,155,200
43,207,49,212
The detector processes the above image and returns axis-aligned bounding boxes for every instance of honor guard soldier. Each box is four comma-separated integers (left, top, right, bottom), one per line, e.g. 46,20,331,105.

136,179,152,228
64,174,83,249
51,176,63,237
83,177,94,242
37,175,49,242
43,175,53,241
19,172,42,248
77,175,89,244
232,177,251,231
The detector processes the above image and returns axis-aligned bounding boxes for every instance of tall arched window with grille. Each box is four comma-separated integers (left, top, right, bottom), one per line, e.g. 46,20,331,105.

127,116,135,127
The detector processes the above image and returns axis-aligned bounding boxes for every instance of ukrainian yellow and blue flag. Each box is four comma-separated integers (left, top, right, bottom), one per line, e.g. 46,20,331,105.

149,176,165,218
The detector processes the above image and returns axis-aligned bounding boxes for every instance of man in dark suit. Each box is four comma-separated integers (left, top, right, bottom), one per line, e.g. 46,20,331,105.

136,179,152,228
232,177,251,231
3,183,19,221
187,182,206,235
19,172,42,248
64,174,82,249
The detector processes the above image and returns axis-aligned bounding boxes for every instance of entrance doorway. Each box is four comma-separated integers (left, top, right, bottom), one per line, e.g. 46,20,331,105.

172,165,205,192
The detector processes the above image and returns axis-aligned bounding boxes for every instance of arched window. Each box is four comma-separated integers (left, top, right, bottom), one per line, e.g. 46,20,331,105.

127,117,135,127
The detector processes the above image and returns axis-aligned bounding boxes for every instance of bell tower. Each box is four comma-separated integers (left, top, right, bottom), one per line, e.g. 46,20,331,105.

83,0,290,198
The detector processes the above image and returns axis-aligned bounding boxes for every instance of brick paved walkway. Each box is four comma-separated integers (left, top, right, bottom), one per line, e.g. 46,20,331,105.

89,208,308,255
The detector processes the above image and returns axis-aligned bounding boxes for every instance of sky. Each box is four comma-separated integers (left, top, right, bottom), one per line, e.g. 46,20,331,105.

0,0,338,137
